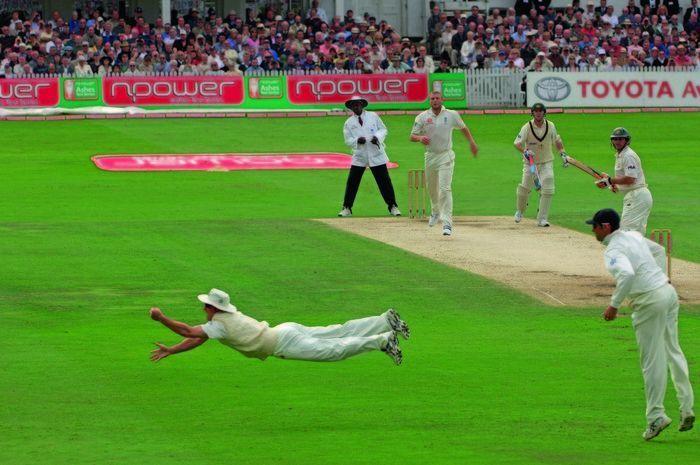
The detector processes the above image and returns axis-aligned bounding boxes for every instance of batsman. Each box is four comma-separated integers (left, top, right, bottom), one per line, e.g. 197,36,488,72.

595,127,652,235
513,103,568,227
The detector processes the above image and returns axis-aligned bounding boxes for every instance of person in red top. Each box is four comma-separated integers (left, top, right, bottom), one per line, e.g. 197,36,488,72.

674,44,692,66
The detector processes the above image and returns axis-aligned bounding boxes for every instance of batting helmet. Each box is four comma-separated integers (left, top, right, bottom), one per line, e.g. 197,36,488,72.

609,127,631,141
531,103,547,114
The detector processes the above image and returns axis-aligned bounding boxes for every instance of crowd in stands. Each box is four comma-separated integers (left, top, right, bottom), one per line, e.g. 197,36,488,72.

428,0,700,71
1,0,699,78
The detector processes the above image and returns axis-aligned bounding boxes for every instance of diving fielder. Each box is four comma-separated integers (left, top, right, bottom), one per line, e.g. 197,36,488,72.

410,91,479,236
513,103,567,227
595,127,652,234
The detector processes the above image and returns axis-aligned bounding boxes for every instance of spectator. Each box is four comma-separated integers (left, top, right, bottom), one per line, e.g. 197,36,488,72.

434,58,452,73
596,48,614,68
74,52,93,76
460,30,477,66
493,49,509,68
385,53,411,72
529,50,554,69
548,44,566,67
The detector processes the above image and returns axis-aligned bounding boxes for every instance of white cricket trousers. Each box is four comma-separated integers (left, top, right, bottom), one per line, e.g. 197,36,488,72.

425,151,455,227
272,312,392,362
621,187,652,235
631,283,694,423
517,162,554,222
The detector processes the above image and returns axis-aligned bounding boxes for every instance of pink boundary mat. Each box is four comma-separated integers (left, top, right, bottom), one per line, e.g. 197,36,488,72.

92,153,400,171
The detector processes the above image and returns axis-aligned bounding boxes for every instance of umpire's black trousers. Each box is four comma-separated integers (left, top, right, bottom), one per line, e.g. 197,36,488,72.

342,164,398,211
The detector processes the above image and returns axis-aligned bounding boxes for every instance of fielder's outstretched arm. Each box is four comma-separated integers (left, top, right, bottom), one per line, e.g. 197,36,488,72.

150,307,208,338
150,338,208,362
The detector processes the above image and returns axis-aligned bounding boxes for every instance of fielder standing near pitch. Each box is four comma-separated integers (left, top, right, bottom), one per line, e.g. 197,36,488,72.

513,103,567,227
595,127,652,234
410,91,478,236
588,208,694,440
337,95,401,218
149,288,410,365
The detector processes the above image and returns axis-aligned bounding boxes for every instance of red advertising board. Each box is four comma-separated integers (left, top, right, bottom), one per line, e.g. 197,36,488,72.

92,153,400,171
287,73,429,105
102,75,244,106
0,78,60,107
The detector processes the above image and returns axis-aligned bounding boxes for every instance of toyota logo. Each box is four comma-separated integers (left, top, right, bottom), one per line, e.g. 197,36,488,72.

534,77,571,101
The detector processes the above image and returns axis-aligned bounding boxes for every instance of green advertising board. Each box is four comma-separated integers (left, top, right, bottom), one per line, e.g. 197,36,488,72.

59,77,104,108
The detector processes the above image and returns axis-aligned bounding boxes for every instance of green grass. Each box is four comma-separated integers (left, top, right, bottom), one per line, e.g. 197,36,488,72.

1,113,700,464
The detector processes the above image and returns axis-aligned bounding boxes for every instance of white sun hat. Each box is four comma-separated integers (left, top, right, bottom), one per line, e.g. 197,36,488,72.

197,288,237,313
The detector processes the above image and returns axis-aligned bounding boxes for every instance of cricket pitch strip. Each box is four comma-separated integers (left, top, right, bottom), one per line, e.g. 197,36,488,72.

316,216,700,307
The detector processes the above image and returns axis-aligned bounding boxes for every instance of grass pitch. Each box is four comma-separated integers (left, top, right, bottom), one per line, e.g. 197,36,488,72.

1,112,699,465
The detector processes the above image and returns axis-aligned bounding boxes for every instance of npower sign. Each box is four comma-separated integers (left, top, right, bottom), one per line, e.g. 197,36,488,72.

0,78,60,107
103,75,244,106
287,74,428,105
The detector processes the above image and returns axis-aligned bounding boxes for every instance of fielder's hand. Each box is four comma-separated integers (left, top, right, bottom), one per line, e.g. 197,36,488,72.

150,307,164,321
560,152,570,167
420,135,431,145
370,136,379,146
603,306,618,321
150,342,171,362
357,137,366,145
595,174,613,189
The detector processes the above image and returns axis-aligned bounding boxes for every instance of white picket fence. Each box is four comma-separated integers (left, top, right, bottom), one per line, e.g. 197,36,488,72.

466,68,527,109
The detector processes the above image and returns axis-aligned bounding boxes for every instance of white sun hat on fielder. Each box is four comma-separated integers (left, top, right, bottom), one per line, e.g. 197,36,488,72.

198,288,237,313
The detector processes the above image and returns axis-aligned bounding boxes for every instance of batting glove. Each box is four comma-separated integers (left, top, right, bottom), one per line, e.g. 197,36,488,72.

595,175,613,188
522,149,532,162
560,151,570,167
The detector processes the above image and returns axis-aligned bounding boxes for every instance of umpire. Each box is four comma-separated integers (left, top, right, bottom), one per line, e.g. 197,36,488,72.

338,96,401,217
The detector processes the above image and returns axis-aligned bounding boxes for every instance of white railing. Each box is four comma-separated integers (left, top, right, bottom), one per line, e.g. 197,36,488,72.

466,68,527,109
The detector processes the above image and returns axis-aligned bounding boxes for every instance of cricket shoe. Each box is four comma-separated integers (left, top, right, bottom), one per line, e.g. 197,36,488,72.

442,224,452,236
514,210,523,223
390,206,402,216
386,308,410,340
428,213,440,227
679,412,695,432
643,415,672,440
382,332,403,365
338,207,352,217
537,219,550,227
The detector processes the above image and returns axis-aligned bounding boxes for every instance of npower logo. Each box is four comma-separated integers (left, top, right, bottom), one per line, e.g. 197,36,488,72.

103,76,244,106
0,78,59,107
288,74,429,104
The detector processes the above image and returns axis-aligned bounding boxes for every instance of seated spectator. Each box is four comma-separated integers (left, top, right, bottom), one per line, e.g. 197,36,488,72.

123,60,142,75
528,50,554,70
413,56,430,73
493,50,509,68
385,53,411,72
434,58,452,72
596,48,614,68
74,52,93,76
674,43,692,66
547,44,566,67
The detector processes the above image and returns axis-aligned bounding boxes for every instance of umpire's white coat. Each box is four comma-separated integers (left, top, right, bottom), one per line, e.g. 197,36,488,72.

343,110,389,167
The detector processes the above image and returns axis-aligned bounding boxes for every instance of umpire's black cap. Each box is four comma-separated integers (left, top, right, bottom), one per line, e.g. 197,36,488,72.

586,208,620,229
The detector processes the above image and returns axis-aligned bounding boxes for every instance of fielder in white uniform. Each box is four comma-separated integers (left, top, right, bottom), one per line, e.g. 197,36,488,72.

596,127,652,234
588,208,694,440
513,103,567,227
149,288,410,365
410,91,479,236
